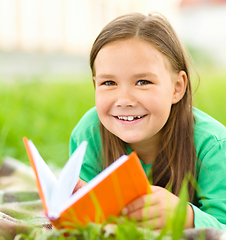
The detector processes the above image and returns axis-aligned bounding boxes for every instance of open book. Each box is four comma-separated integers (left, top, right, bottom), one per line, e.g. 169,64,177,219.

23,137,151,229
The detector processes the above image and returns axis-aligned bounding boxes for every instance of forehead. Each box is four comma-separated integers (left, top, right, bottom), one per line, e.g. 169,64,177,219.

94,38,173,75
99,38,160,58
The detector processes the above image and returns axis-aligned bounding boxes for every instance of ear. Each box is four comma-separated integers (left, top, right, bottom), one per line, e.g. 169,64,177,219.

93,76,96,88
172,71,187,104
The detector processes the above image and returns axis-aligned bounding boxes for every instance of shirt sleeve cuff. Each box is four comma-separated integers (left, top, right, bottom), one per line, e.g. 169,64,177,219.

188,203,226,230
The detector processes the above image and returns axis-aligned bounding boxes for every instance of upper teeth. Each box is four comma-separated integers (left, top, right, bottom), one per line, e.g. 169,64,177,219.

117,116,142,121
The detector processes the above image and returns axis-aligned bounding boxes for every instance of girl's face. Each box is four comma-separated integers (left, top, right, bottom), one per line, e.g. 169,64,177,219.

94,38,186,147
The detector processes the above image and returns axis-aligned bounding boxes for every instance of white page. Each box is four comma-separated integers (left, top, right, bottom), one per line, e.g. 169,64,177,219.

28,140,57,208
48,141,88,216
50,155,128,218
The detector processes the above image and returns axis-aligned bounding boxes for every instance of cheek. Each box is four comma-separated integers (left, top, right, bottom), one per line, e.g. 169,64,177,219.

141,89,173,114
138,91,159,109
95,90,111,115
95,94,113,132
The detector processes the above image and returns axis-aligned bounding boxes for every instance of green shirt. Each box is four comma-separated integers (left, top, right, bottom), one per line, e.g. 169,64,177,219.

69,107,226,229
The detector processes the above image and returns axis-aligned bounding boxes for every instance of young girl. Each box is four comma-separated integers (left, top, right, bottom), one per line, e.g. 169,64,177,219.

70,12,226,230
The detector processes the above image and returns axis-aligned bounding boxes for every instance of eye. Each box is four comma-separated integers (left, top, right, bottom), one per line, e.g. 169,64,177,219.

136,80,152,86
101,81,117,86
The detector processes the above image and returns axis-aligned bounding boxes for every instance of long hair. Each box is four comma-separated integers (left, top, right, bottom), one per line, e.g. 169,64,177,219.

90,13,196,202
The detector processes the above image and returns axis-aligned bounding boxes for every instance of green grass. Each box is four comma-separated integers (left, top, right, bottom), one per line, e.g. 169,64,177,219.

1,70,223,239
0,74,95,167
13,178,193,240
1,44,224,239
0,68,226,168
193,69,226,126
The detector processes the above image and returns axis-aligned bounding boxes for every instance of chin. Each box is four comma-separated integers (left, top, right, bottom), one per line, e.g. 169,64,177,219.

119,136,141,144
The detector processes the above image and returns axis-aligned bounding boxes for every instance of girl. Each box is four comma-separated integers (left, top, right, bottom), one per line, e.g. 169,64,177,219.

70,13,226,230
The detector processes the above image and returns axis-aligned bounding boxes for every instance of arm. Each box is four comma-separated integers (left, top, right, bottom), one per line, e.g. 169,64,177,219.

122,139,226,230
190,203,226,230
192,139,226,229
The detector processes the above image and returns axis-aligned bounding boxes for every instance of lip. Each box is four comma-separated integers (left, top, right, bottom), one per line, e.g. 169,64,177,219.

112,114,147,125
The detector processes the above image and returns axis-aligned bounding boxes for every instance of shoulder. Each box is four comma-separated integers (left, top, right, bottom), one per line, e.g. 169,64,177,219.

70,107,103,181
194,107,226,143
193,107,226,161
71,107,100,137
70,107,101,154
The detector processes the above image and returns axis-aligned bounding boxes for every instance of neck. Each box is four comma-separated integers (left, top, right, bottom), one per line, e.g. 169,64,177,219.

129,138,160,165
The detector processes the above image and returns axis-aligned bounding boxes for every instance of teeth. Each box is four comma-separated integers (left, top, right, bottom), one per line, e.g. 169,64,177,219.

117,115,143,121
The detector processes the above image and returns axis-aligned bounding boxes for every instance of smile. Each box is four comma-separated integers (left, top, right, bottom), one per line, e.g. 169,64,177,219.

115,115,146,121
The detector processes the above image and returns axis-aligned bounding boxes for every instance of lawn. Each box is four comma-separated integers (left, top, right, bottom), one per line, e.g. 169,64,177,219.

0,68,226,168
0,67,226,239
193,69,226,125
0,74,95,167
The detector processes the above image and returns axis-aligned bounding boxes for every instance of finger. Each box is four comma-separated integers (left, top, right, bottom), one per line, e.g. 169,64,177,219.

149,186,178,208
122,194,155,215
137,216,166,231
123,186,167,214
123,190,166,216
125,195,179,222
126,205,160,222
73,178,87,193
150,185,164,193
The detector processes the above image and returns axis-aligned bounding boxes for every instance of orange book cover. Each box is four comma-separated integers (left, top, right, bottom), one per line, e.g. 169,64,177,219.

23,137,151,229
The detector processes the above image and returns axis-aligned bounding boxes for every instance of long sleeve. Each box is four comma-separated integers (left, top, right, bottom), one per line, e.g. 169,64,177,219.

191,203,226,229
193,121,226,229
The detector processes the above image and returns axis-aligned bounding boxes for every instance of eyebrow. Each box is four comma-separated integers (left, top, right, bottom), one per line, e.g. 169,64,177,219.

96,72,157,79
96,74,115,79
133,72,157,78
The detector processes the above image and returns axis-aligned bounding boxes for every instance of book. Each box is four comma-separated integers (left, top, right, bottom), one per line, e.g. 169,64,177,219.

23,137,151,229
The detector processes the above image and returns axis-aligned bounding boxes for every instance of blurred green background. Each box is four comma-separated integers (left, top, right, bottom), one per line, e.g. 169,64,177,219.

1,48,226,168
1,0,226,169
0,73,95,167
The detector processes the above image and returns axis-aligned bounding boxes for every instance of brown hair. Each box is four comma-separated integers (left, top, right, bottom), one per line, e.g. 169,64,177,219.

90,13,196,201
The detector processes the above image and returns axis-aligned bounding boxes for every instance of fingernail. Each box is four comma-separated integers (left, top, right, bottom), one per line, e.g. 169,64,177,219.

122,207,128,215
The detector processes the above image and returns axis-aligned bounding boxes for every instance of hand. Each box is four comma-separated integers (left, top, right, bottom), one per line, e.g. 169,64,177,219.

73,178,87,193
121,185,194,230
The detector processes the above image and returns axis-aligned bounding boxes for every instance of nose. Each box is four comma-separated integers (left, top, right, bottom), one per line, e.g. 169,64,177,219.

115,89,137,108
